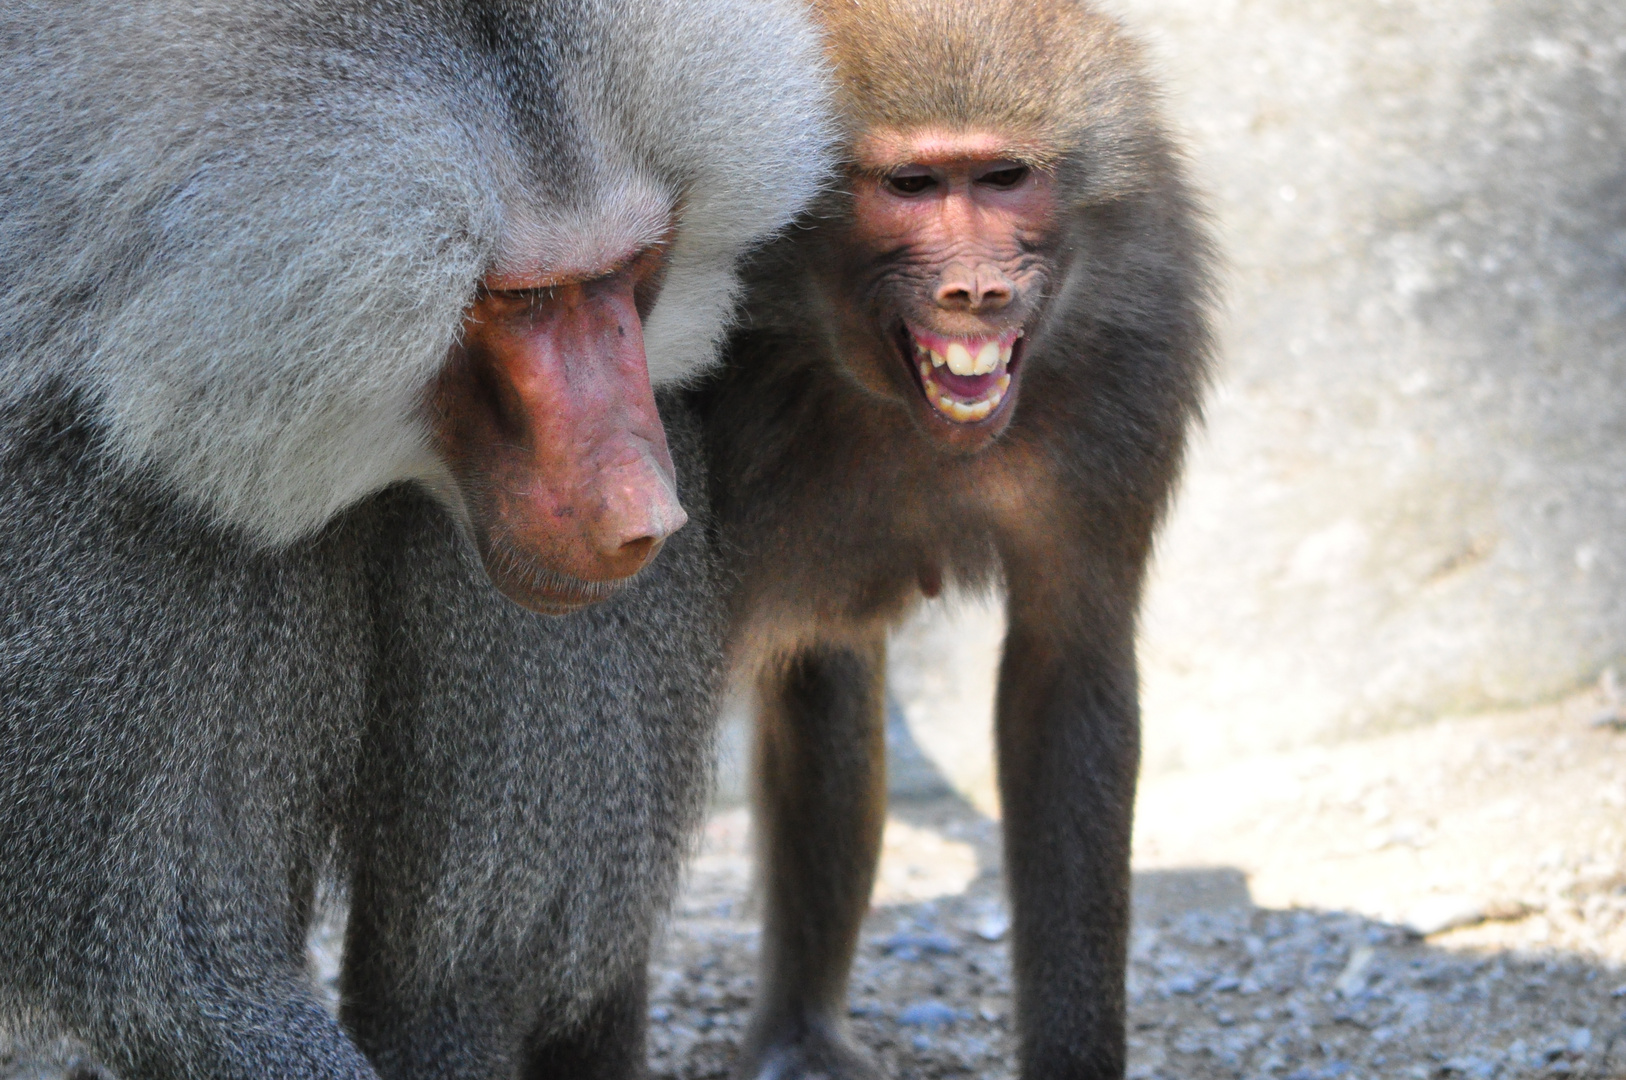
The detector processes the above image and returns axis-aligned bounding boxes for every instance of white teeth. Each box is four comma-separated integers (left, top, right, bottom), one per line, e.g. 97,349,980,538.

947,398,994,422
916,337,1016,425
924,372,1010,424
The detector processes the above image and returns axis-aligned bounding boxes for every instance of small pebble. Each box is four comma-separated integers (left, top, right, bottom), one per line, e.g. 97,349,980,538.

1165,974,1201,995
897,1000,959,1029
973,910,1011,942
877,931,959,957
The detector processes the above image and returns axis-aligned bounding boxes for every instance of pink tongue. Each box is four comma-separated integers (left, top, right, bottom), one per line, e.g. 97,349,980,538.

934,369,998,397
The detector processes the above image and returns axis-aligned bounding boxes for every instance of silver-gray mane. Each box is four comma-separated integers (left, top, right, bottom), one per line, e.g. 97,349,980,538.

0,0,834,544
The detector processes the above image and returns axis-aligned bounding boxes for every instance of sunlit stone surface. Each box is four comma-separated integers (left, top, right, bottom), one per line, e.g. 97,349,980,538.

1120,0,1626,768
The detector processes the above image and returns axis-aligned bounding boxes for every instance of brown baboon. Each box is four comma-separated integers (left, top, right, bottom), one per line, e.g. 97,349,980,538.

695,2,1214,1077
0,1,830,1076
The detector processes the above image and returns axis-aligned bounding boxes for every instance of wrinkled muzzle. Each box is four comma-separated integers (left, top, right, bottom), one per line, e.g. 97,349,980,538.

431,272,686,614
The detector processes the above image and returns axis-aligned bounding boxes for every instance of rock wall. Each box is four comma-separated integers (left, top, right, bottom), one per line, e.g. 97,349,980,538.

1125,0,1626,770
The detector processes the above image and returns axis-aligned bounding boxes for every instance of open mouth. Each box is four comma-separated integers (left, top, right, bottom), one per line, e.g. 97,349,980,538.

901,326,1023,425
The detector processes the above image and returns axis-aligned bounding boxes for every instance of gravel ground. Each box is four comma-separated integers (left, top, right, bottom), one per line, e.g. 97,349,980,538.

649,683,1626,1080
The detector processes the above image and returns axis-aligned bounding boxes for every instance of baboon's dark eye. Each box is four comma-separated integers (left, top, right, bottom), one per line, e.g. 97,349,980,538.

885,171,936,196
979,165,1030,189
490,288,557,319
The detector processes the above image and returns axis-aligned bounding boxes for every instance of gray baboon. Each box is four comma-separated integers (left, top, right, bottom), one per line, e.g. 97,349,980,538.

0,1,830,1076
691,2,1215,1078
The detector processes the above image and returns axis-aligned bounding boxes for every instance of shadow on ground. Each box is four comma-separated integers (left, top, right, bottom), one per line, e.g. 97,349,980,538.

651,789,1626,1080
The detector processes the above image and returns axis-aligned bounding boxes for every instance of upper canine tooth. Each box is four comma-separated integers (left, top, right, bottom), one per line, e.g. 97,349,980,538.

998,342,1013,366
946,341,975,375
974,341,999,375
930,349,946,368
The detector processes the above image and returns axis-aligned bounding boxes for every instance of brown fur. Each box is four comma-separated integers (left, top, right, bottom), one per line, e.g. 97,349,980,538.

693,3,1215,1079
812,0,1163,194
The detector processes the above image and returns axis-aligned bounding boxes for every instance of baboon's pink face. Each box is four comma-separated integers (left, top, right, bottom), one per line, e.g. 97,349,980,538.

838,129,1059,453
427,241,684,615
